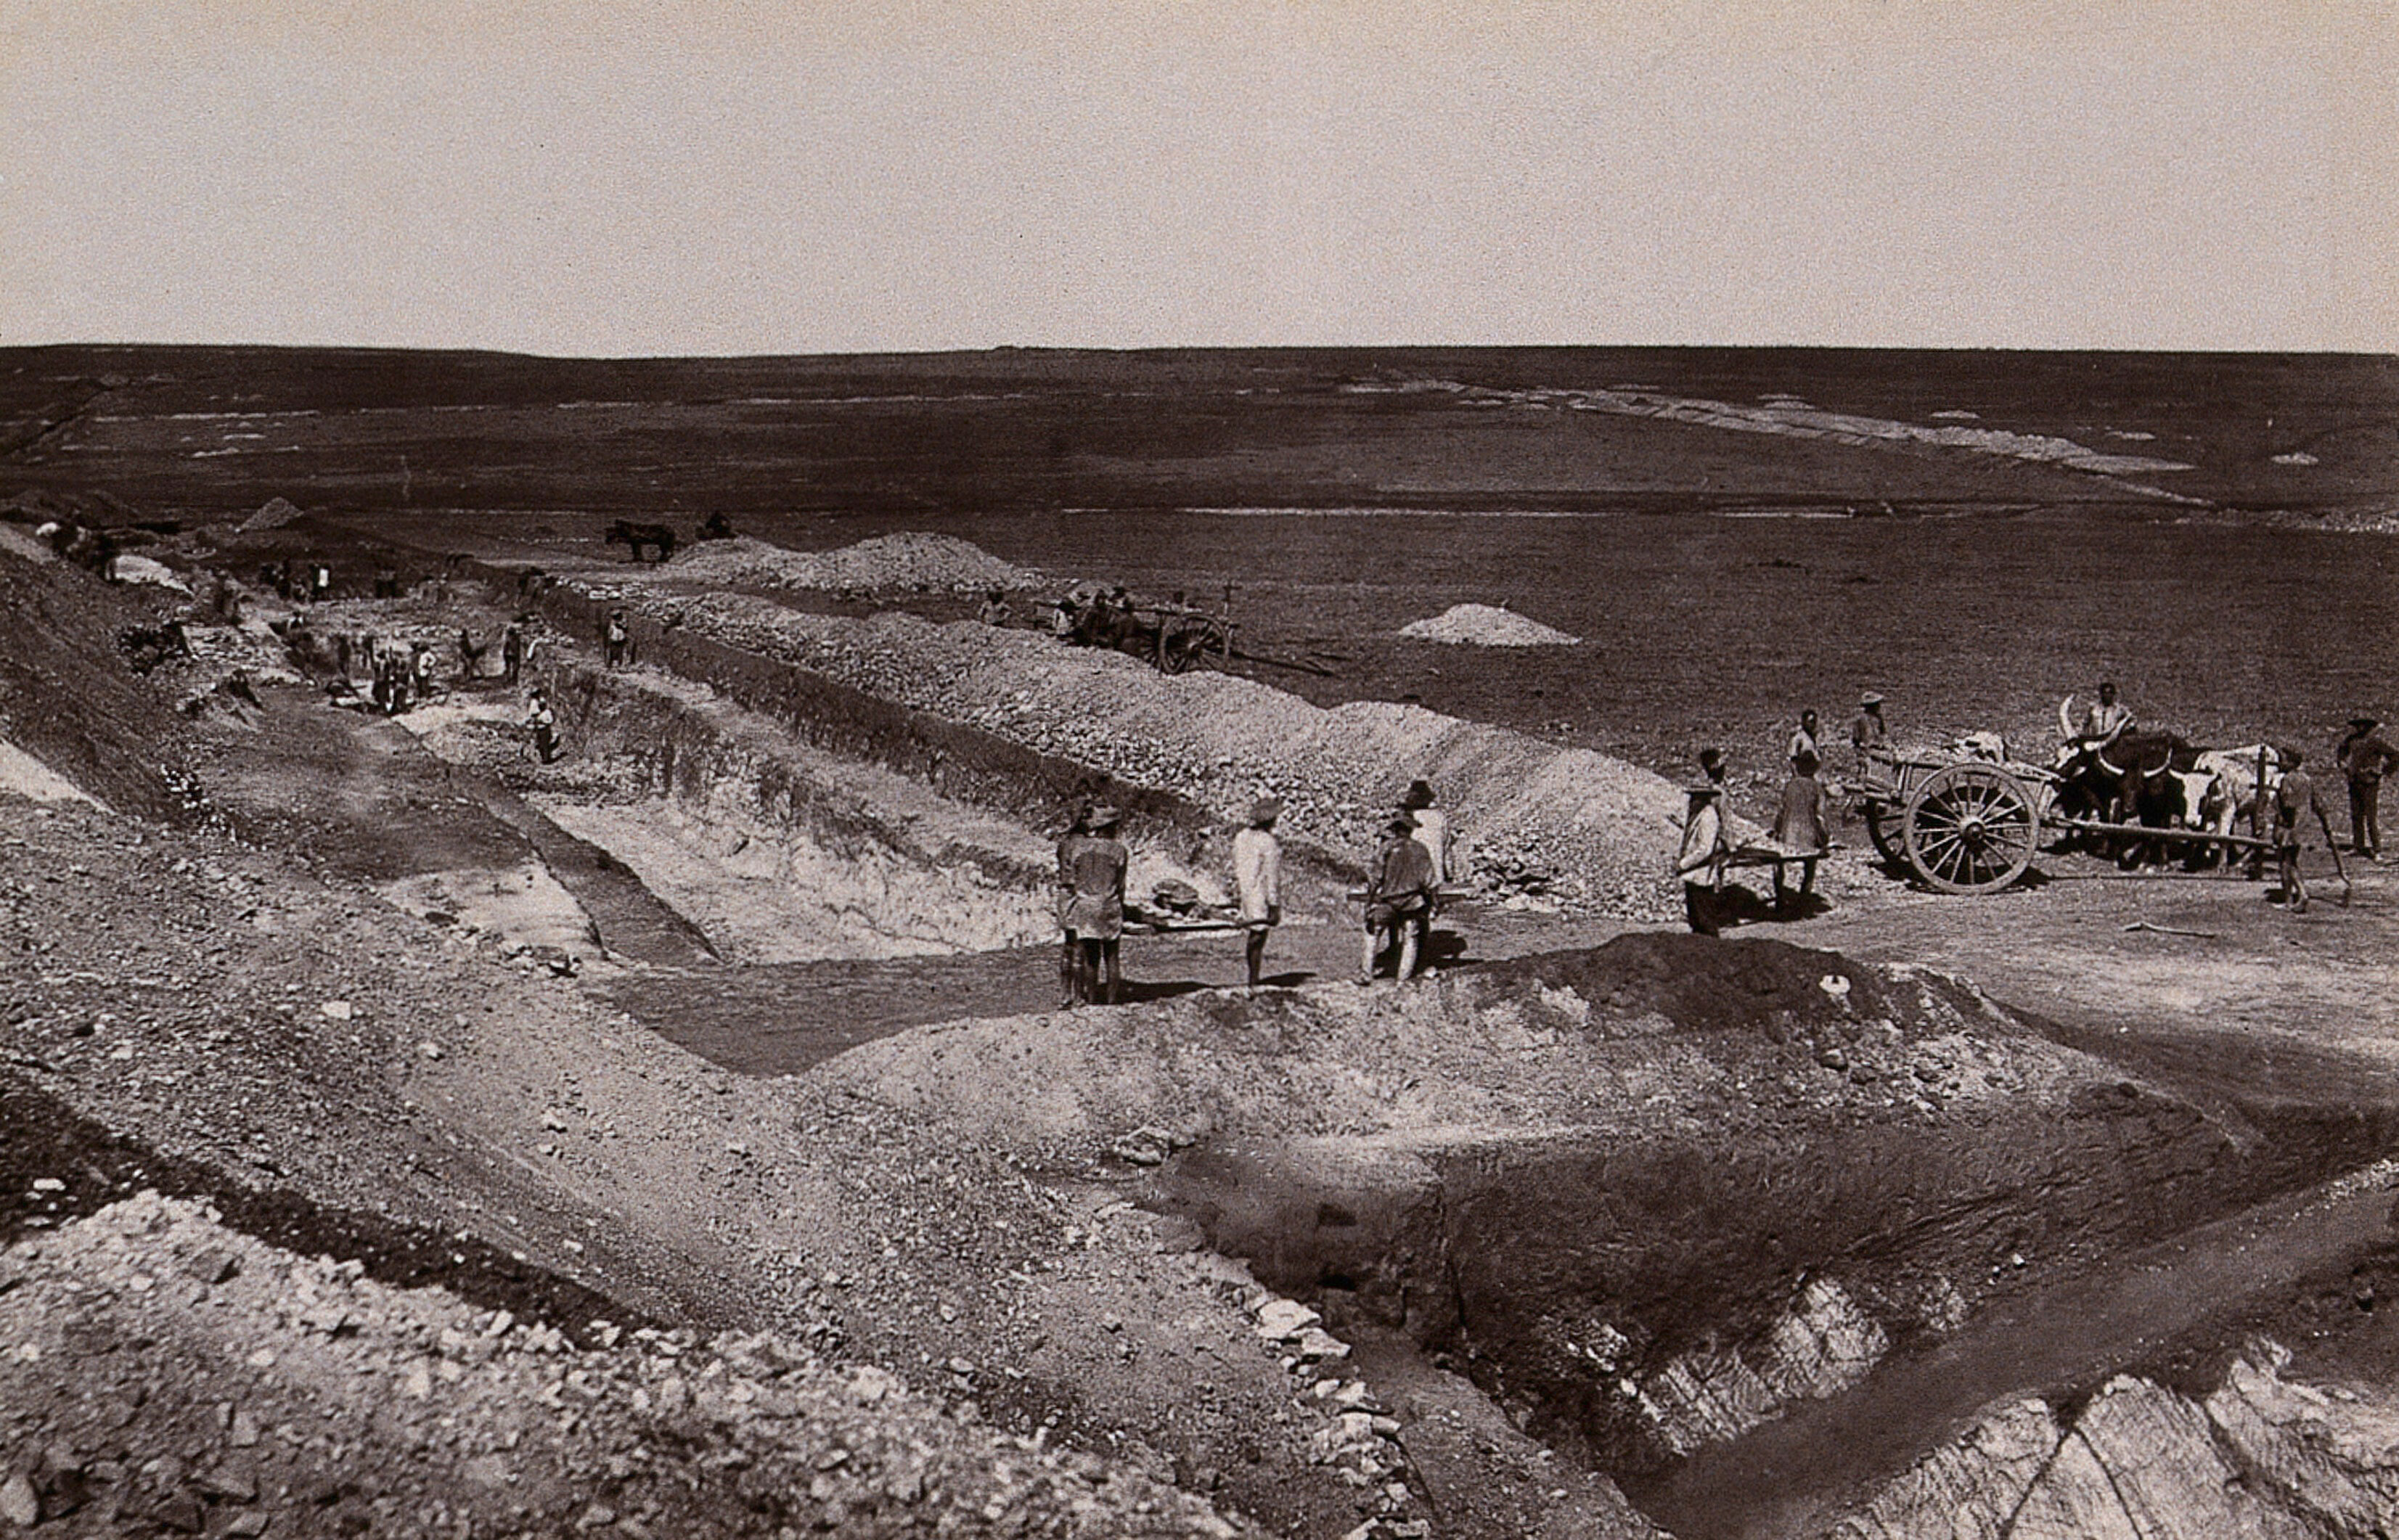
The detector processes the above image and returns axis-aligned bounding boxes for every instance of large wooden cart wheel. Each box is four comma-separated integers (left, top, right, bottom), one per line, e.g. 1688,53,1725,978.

1903,763,2039,893
1861,801,1903,863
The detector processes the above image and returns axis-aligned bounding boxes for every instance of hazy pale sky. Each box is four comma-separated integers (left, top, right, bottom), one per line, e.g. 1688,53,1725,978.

4,1,2394,355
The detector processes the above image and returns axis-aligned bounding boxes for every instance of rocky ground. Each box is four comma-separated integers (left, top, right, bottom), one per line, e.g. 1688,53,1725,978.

7,525,2399,1540
0,1193,1243,1539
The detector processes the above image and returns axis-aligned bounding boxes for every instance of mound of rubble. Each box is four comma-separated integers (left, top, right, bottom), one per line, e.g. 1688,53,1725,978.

236,496,306,534
1397,604,1580,647
584,591,1692,919
0,1193,1246,1539
663,534,1039,594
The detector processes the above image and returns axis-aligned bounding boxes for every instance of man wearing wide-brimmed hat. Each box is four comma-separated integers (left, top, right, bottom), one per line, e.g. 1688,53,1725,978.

1233,798,1283,990
1058,804,1129,1005
2337,716,2399,860
1361,812,1436,984
1850,692,1889,777
1677,780,1729,935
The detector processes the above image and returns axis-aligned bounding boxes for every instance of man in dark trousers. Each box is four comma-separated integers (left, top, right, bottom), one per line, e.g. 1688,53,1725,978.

2337,716,2399,859
604,609,632,670
1677,781,1729,935
1361,814,1436,984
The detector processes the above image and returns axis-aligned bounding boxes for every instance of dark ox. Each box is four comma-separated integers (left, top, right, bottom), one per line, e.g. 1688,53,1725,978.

2051,729,2206,867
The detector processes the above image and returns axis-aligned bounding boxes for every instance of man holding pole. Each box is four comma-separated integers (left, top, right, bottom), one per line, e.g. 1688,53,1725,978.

2271,748,2349,914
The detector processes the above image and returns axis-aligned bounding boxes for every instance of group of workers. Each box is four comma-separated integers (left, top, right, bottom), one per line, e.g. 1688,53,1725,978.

1052,778,1458,1007
1677,680,2398,929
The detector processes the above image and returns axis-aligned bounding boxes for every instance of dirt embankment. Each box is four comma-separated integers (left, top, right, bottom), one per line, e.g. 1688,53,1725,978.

0,549,195,819
817,933,2399,1508
556,582,1694,920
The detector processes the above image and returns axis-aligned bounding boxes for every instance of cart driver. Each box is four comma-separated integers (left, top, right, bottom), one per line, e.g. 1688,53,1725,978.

1850,694,1889,778
2077,681,2134,751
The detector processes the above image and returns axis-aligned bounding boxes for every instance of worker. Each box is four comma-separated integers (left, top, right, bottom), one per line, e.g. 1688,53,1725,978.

604,609,631,670
1361,814,1436,984
525,686,560,764
978,588,1013,627
1401,779,1453,888
1850,693,1889,776
411,640,439,705
2337,716,2399,860
1053,805,1094,1006
1058,806,1129,1006
501,621,526,685
2077,681,2134,750
1773,749,1830,914
2271,748,2347,914
1787,709,1821,769
1677,781,1729,935
1233,798,1283,991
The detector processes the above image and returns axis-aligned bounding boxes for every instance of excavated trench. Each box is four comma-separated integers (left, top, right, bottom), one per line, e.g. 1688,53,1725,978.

1141,937,2399,1539
173,557,2399,1536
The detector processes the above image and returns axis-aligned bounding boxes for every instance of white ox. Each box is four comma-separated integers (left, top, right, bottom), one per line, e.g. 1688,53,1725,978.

1948,732,2011,763
2181,745,2289,858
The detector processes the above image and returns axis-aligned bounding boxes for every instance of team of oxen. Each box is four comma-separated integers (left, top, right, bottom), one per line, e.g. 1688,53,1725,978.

1936,697,2289,870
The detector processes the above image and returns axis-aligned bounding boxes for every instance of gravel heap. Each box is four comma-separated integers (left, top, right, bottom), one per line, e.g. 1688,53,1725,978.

1397,604,1580,647
662,535,1040,594
0,1192,1247,1539
237,497,306,534
597,591,1693,920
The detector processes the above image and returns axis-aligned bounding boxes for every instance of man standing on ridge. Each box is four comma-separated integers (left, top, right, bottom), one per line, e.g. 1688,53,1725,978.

1788,709,1821,769
2337,716,2398,860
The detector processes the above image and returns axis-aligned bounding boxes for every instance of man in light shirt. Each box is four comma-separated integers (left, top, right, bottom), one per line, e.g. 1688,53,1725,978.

1677,782,1728,935
1233,798,1283,990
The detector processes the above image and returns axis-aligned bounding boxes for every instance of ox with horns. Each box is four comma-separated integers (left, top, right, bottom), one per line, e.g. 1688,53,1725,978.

2052,695,2207,867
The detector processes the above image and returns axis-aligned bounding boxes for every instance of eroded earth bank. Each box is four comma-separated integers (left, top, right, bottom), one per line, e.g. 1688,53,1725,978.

5,517,2399,1539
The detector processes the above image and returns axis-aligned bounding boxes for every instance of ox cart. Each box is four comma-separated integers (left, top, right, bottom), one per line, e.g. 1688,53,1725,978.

1855,747,2284,895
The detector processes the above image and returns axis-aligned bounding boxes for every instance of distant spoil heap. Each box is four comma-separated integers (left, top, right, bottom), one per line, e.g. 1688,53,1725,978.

659,533,1040,594
1399,603,1580,647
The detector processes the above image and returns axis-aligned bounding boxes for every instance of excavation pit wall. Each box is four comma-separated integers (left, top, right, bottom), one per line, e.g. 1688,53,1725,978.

532,572,1701,920
512,661,1052,959
816,933,2399,1518
517,659,1312,962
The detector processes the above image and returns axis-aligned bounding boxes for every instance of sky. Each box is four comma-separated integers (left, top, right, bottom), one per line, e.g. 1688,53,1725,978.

3,1,2394,356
